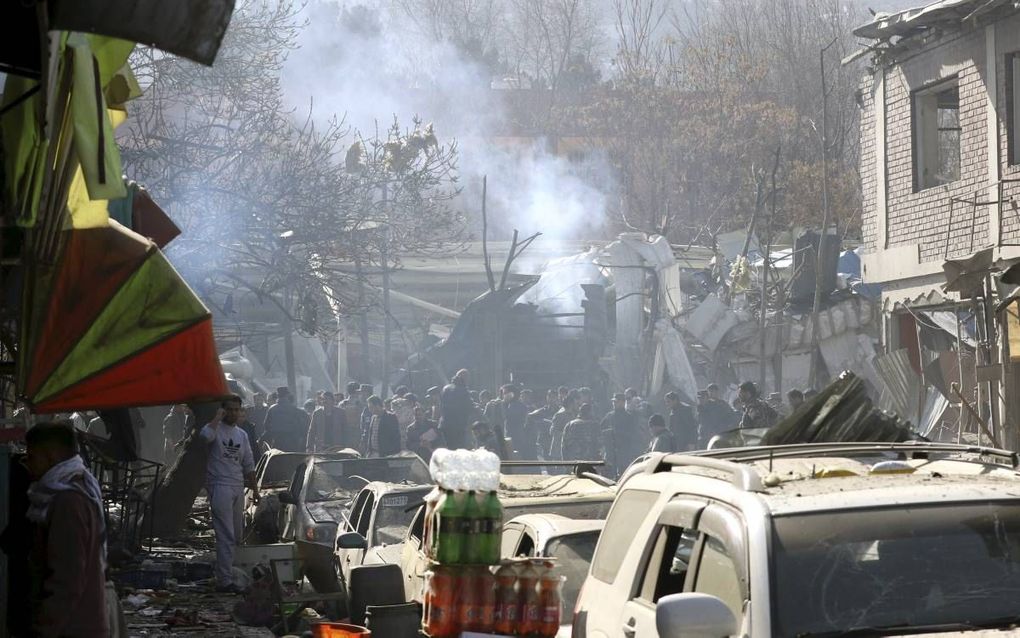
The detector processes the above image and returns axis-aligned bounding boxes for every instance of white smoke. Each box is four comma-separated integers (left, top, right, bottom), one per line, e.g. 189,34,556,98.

280,1,615,249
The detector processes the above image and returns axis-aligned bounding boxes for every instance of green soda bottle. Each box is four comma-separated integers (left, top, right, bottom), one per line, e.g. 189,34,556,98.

480,491,503,564
461,491,482,564
436,489,463,564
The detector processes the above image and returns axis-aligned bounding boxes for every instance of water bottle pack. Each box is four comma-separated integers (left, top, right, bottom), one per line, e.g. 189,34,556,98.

425,448,504,566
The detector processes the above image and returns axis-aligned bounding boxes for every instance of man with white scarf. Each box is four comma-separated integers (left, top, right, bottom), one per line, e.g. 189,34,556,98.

25,421,107,638
201,395,258,593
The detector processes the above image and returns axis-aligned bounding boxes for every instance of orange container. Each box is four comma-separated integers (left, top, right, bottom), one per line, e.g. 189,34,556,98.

311,622,371,637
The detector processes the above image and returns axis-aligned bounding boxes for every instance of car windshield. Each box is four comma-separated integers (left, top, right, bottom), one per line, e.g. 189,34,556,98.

772,502,1020,636
307,457,431,502
546,531,600,623
373,491,430,545
262,454,309,486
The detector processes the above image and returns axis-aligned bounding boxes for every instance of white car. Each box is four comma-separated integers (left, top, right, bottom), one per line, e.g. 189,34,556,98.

503,514,604,638
573,442,1020,637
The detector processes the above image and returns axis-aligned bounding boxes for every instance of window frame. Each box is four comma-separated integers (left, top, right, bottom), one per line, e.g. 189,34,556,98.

912,76,962,191
1008,52,1020,166
590,488,659,584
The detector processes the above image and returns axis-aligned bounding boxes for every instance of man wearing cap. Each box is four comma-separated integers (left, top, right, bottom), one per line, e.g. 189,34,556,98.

262,387,308,452
439,369,473,449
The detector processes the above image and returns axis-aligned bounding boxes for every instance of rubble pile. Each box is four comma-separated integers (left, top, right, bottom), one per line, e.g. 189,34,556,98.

762,372,916,445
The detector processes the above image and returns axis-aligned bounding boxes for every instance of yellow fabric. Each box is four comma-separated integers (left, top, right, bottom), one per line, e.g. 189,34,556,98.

67,109,128,229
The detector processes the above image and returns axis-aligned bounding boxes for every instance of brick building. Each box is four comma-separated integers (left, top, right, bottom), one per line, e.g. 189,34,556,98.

855,0,1020,446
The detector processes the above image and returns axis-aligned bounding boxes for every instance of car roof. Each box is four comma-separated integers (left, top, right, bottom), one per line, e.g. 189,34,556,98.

628,445,1020,515
506,513,605,541
499,474,616,503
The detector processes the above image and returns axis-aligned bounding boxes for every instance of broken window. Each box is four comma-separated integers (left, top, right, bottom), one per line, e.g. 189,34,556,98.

1009,53,1020,165
913,78,961,190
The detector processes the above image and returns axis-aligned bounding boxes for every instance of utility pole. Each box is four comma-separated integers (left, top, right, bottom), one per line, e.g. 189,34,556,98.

759,147,781,392
810,38,838,388
381,183,392,397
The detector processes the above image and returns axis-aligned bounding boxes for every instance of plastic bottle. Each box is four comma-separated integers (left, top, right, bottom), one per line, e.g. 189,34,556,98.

493,562,519,634
462,566,495,632
538,565,565,637
517,559,542,634
479,490,503,565
436,490,463,564
424,566,459,638
424,487,442,561
461,491,481,564
458,566,481,630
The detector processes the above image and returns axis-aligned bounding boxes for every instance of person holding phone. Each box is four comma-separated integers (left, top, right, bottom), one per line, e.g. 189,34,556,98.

200,395,258,593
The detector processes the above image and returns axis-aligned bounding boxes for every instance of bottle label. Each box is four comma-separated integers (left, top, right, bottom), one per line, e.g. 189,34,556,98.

438,516,461,533
524,605,540,621
479,518,498,534
497,603,518,621
542,604,559,623
463,517,482,534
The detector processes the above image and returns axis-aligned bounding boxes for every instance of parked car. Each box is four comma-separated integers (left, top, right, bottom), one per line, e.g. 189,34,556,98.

244,447,360,544
399,471,616,603
503,513,604,637
574,442,1020,637
279,452,430,592
333,482,434,587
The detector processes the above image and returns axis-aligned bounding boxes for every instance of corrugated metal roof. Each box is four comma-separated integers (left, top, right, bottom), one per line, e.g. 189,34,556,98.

854,0,1016,40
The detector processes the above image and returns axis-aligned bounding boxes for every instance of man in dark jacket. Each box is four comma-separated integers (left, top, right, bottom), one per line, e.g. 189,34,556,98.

548,391,578,460
25,422,107,638
364,395,401,457
439,369,474,449
647,414,677,453
737,381,779,430
262,387,308,452
306,391,350,452
406,405,443,462
502,385,528,457
665,391,698,451
601,392,644,476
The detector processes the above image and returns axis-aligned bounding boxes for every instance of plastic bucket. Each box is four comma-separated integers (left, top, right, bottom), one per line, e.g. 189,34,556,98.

310,622,371,637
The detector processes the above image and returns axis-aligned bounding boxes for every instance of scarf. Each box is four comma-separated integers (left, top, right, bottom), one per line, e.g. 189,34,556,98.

27,455,106,565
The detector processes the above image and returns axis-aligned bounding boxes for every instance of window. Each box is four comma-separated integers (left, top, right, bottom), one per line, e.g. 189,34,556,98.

913,78,961,190
591,489,658,583
637,526,700,603
1009,53,1020,165
693,535,743,616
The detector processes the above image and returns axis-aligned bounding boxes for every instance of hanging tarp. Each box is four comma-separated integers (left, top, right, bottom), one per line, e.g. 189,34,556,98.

21,221,228,412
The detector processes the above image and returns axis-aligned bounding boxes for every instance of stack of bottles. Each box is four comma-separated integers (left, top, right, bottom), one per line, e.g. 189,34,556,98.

424,448,504,566
423,448,564,637
425,558,564,638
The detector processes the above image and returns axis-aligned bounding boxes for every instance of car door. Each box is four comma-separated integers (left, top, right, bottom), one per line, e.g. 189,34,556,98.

618,499,705,638
341,490,375,583
280,463,307,540
400,506,428,602
688,503,749,634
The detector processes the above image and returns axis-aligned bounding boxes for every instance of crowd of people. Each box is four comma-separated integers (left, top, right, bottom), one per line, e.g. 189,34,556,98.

187,370,815,480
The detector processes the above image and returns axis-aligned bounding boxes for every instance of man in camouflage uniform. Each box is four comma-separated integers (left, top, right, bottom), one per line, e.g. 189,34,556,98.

561,403,601,461
737,381,779,430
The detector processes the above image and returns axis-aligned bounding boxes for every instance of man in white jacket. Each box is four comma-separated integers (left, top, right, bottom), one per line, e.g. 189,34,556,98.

200,395,259,592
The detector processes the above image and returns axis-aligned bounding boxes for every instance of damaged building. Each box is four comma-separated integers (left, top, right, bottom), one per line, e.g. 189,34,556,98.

854,0,1020,448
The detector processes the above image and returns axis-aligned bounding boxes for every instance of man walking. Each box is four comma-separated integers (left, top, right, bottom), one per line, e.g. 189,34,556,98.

548,391,578,460
502,385,528,458
201,396,258,593
737,381,779,430
262,387,307,452
439,369,473,449
665,391,698,451
25,422,107,637
306,391,348,453
364,395,401,457
528,390,558,461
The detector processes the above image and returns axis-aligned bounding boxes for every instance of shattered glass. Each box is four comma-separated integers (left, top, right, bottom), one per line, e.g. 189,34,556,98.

772,502,1020,636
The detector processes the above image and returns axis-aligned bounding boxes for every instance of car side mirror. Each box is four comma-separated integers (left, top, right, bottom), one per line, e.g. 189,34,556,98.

337,531,368,550
278,492,296,505
656,593,737,638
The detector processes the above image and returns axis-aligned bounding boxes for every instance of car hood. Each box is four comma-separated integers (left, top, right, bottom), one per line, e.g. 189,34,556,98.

305,501,349,524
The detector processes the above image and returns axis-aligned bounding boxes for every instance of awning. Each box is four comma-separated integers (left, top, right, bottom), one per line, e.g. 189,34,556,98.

20,221,228,412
